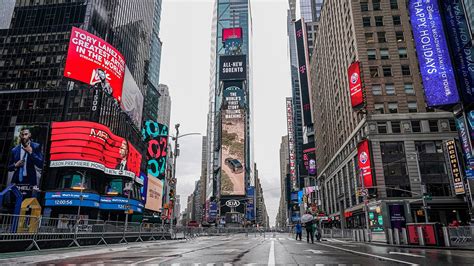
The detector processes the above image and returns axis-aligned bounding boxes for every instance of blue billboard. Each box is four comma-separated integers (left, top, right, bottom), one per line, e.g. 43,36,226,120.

45,192,100,208
409,0,460,107
246,186,255,221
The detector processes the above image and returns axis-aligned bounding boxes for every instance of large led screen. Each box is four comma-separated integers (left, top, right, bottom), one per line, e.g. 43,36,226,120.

63,27,125,103
219,55,246,81
50,121,141,178
222,27,242,42
144,174,164,212
122,66,144,128
409,0,460,106
357,139,374,187
221,82,246,196
142,121,169,180
348,61,364,108
302,142,316,176
294,20,313,126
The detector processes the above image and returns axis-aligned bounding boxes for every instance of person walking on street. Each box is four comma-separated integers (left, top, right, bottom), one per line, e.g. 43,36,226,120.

305,218,314,243
295,222,302,241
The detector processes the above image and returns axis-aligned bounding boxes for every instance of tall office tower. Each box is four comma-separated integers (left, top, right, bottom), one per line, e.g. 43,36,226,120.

0,1,155,200
156,84,171,127
205,0,253,225
299,0,324,59
278,135,289,227
199,136,208,223
311,0,468,231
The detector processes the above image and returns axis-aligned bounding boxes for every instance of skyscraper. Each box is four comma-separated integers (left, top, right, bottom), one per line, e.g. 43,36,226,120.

157,84,171,127
277,135,289,227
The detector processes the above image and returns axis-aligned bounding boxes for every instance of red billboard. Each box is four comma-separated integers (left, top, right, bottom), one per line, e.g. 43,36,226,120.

63,27,125,103
222,27,242,42
49,121,141,178
348,61,364,108
357,139,373,187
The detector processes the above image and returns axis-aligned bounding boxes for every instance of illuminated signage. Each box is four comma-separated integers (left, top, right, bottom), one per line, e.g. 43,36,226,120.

446,140,466,195
302,143,316,176
348,61,364,108
219,55,246,81
409,0,460,107
294,19,313,126
357,139,374,187
222,27,242,42
286,97,298,191
142,121,169,180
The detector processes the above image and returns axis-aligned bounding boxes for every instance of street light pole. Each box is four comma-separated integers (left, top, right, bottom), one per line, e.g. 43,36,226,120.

411,151,429,223
170,123,180,234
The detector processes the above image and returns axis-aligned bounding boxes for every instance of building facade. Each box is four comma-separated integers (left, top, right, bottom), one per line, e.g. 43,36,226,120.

157,84,171,127
277,135,289,227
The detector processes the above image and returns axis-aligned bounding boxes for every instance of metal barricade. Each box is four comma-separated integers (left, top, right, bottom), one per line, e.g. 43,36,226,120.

448,226,472,247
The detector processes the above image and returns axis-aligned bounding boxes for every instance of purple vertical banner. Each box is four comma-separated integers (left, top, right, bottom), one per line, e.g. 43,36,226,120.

409,0,460,107
389,204,406,230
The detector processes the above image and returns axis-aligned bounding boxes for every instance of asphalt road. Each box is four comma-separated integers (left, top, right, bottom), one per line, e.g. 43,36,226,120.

1,233,474,265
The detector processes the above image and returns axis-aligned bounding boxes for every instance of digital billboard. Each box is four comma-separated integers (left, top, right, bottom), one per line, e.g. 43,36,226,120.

219,55,246,81
142,121,169,180
63,27,125,103
122,66,144,128
144,174,163,212
222,27,242,42
286,98,298,191
357,139,374,187
409,0,460,107
446,140,466,195
294,20,313,126
224,38,242,56
7,125,48,196
348,61,364,108
49,121,141,178
221,82,246,196
246,186,255,221
301,142,316,176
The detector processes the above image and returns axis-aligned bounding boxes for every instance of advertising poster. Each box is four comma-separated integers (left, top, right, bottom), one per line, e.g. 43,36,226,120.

49,121,141,178
357,139,374,187
348,61,364,108
446,140,466,194
286,98,298,191
144,174,163,212
121,66,144,128
246,186,255,221
302,142,316,176
409,0,460,107
7,125,48,196
142,121,169,180
389,204,406,229
221,82,246,196
209,201,218,221
63,27,125,102
222,27,242,42
219,55,246,81
294,19,313,126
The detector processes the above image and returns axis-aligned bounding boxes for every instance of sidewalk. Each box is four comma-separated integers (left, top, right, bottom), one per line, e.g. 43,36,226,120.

363,240,474,251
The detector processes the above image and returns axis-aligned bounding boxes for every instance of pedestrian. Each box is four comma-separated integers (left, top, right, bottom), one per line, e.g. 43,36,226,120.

295,222,302,241
305,217,314,243
314,222,321,242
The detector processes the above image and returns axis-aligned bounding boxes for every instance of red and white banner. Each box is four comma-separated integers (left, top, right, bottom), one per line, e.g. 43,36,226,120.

357,139,373,187
50,121,141,178
64,27,125,103
348,61,364,108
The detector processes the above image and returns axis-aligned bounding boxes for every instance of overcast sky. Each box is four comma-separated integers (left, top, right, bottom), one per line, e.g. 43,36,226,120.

159,0,292,226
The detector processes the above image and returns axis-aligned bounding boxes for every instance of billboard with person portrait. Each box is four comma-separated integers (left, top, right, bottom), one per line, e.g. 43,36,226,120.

7,125,48,196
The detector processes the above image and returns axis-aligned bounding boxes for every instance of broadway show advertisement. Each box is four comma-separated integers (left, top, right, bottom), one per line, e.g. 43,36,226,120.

63,27,125,102
49,121,141,178
446,140,466,194
221,82,246,196
409,0,460,107
142,121,169,180
294,19,313,126
357,139,374,187
144,174,164,212
286,97,298,191
219,55,246,81
348,61,364,108
7,125,48,196
302,142,316,176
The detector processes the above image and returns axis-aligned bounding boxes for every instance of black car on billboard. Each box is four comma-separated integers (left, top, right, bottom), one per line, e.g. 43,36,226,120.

224,158,243,174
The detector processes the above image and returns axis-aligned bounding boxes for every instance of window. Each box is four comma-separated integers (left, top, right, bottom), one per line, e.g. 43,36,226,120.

404,83,415,94
390,0,398,9
381,142,411,197
372,85,382,95
408,102,418,113
398,48,407,58
59,174,85,189
378,32,386,43
365,32,374,43
428,120,439,132
370,66,379,77
415,141,451,196
374,103,384,114
363,17,371,27
393,16,401,25
380,49,389,60
391,121,401,133
367,49,376,60
378,122,387,133
388,102,398,113
402,65,411,75
411,120,421,132
386,83,395,95
361,2,369,11
375,16,384,26
449,119,457,131
383,66,392,77
396,31,404,42
373,0,381,10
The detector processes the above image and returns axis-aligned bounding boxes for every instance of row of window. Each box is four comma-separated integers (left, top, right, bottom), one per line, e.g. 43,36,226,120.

367,47,407,60
374,102,419,114
369,64,411,78
376,119,457,134
365,31,404,44
372,83,414,95
361,0,399,12
363,15,401,27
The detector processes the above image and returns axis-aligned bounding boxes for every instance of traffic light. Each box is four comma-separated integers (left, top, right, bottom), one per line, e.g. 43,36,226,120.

169,189,175,201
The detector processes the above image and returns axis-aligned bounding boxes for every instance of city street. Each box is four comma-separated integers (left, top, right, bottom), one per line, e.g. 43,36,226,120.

1,233,474,265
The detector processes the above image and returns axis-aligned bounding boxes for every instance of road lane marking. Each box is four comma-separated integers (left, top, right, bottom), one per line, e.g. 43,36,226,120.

304,249,324,254
389,252,425,258
316,242,418,266
268,240,275,265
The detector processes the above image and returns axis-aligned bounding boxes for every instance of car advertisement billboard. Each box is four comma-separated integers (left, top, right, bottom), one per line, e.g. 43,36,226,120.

49,121,141,178
7,125,48,196
348,61,364,108
286,98,298,191
409,0,460,107
121,66,144,128
63,27,125,103
144,174,163,212
294,19,313,126
142,121,169,180
446,140,466,194
301,142,316,176
222,27,242,42
357,139,374,187
221,82,246,196
219,55,246,81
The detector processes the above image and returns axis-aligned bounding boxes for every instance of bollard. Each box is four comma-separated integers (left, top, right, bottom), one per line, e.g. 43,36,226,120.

358,229,363,242
394,228,400,245
353,230,357,242
417,226,425,246
387,228,394,244
401,228,408,245
442,227,451,247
